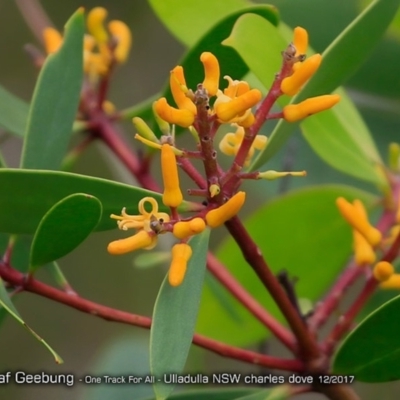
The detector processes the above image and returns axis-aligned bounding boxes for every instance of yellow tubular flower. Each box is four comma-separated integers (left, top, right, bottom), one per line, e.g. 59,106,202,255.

373,261,395,282
87,7,109,44
107,230,155,255
108,20,132,63
161,144,183,208
353,230,376,265
173,218,206,240
169,243,192,286
154,98,195,128
283,94,340,122
215,89,262,122
380,273,400,289
170,66,197,114
336,197,382,247
281,54,322,96
206,192,246,228
293,27,308,56
43,27,63,54
201,52,220,96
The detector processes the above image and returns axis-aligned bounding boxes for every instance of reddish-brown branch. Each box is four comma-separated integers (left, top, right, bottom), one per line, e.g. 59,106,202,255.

206,253,297,352
225,217,322,366
0,261,303,372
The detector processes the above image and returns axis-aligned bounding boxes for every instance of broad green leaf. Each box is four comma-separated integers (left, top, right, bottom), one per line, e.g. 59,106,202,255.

20,9,84,170
0,85,29,137
150,230,210,400
197,185,378,346
142,388,262,400
0,169,194,234
149,0,278,47
333,294,400,382
30,194,102,271
0,276,63,363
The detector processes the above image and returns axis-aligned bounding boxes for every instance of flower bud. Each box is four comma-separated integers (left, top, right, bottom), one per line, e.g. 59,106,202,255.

209,184,220,198
389,142,400,172
108,20,132,63
87,7,109,44
281,54,322,96
353,230,376,265
283,94,340,122
206,191,246,228
336,197,382,246
293,27,308,56
43,27,63,54
161,144,183,208
154,98,195,128
201,52,220,97
258,170,306,180
107,230,154,255
215,89,262,122
132,117,159,144
173,218,206,239
169,243,192,286
170,66,197,114
373,261,395,282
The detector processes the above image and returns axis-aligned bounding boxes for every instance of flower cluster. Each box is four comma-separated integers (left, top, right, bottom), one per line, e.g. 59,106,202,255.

336,197,400,288
43,7,131,79
108,26,342,287
108,142,246,286
281,27,340,122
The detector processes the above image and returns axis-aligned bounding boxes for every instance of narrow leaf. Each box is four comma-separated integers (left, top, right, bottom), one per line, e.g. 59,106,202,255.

44,261,74,292
150,229,210,400
142,388,262,400
235,386,290,400
333,294,400,382
30,193,102,271
0,85,29,137
0,169,195,234
0,277,63,363
20,8,84,170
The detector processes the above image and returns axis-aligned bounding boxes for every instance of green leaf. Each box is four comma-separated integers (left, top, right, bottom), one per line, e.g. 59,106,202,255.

0,85,29,137
149,0,278,47
197,185,378,347
142,388,262,400
0,276,63,363
133,251,171,269
44,261,74,292
333,294,400,382
29,193,102,271
0,169,194,234
20,9,84,170
150,229,210,400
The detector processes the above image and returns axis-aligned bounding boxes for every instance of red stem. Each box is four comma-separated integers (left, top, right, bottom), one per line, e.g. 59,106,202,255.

0,262,303,372
207,253,297,352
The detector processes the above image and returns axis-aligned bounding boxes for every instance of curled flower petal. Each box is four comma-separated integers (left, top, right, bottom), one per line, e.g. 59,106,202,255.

170,66,197,114
206,192,246,228
173,218,206,239
161,144,183,208
215,89,261,122
108,230,155,255
201,52,220,97
336,197,382,247
373,261,395,282
281,54,322,96
283,94,340,122
87,7,109,44
169,243,192,286
108,20,132,63
154,98,195,128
